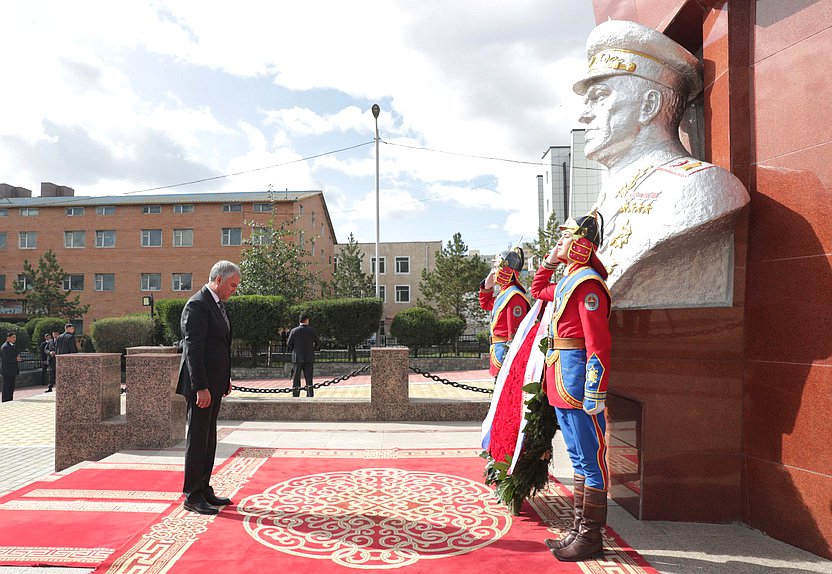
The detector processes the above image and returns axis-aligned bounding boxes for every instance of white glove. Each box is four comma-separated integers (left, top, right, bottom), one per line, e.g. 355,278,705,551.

583,399,605,416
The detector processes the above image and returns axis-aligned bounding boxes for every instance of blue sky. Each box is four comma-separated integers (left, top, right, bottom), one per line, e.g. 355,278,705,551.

0,1,597,254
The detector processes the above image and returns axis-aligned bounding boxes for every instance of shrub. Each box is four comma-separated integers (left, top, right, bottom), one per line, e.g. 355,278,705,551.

154,299,187,344
226,295,287,366
290,298,383,362
32,317,68,351
89,316,154,355
390,307,438,357
436,316,466,345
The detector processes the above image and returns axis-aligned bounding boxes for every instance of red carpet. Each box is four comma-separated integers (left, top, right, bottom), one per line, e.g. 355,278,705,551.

0,462,184,567
93,448,658,573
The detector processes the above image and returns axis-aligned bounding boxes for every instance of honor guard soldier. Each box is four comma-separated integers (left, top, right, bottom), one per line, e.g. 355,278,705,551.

531,212,612,562
479,247,531,378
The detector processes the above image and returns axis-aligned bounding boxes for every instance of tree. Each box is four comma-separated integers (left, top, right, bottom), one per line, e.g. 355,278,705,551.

390,306,438,357
419,232,491,323
237,215,319,304
13,249,89,319
523,211,564,286
291,298,382,362
332,233,375,298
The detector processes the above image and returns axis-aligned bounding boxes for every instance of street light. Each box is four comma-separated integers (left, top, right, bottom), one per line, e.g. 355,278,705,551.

141,293,154,317
372,103,381,345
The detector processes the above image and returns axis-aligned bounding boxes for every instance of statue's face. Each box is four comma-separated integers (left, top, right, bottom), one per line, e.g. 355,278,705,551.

579,76,643,164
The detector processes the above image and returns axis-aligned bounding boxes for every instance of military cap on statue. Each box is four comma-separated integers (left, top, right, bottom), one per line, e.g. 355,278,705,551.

573,20,703,103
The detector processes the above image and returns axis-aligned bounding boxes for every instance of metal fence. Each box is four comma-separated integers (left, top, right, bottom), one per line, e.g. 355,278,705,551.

231,334,488,366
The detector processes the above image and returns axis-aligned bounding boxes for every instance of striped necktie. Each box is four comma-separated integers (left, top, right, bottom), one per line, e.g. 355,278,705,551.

217,300,230,331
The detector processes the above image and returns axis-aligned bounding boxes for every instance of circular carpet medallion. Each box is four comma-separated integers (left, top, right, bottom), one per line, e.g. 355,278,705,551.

238,467,512,569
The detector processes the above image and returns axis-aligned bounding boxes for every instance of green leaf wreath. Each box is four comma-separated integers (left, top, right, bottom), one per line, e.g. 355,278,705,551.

481,380,559,515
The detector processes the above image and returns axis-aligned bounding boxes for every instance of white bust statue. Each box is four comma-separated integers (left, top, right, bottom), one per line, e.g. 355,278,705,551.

574,20,750,308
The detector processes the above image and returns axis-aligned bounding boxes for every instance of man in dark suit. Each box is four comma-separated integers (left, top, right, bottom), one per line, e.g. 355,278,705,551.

287,313,318,398
39,333,52,387
55,324,78,355
45,330,60,393
176,260,240,515
1,332,21,402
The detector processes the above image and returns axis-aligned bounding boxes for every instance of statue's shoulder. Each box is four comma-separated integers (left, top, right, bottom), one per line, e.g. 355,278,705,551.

656,156,743,187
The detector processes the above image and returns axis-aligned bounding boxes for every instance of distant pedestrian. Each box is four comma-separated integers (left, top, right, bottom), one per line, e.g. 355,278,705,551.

55,324,78,355
287,313,318,398
46,330,60,392
1,332,21,402
39,333,52,387
280,328,288,353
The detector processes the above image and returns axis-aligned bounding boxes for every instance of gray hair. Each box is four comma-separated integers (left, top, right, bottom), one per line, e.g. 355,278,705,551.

209,260,241,282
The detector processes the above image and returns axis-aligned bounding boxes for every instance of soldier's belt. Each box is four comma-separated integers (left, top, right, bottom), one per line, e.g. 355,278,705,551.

549,337,585,350
491,335,509,344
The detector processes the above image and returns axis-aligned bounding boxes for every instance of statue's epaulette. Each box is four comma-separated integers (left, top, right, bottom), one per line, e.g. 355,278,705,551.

657,157,715,177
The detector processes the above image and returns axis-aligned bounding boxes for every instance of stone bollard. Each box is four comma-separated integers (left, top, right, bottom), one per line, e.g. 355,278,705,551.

54,353,125,471
370,347,409,407
125,347,185,448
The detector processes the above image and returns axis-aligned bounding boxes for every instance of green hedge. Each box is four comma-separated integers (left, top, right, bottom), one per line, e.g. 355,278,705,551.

154,299,187,344
390,307,437,357
89,316,154,355
32,318,68,351
226,295,287,366
436,316,466,344
0,322,30,351
290,298,383,362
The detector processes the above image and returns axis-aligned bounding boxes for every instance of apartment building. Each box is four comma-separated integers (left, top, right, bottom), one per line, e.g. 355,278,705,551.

336,240,441,334
0,183,337,329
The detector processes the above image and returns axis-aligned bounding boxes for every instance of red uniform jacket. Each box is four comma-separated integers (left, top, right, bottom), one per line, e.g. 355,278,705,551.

531,263,611,409
479,283,529,342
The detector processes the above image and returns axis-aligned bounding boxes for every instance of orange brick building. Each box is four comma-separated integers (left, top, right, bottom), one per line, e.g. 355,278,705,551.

0,183,337,330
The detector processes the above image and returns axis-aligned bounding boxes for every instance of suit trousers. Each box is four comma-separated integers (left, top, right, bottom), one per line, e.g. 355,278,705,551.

292,362,314,397
1,376,15,402
183,393,223,502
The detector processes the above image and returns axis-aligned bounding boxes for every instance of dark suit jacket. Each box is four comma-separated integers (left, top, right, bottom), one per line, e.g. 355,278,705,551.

287,324,318,364
1,342,19,377
55,332,78,355
176,286,232,399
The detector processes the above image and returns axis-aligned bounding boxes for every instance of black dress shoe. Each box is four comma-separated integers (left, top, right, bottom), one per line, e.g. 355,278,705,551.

183,500,219,515
204,493,232,506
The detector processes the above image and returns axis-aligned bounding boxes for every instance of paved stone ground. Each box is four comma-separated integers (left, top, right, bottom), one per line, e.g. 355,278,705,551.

0,378,830,574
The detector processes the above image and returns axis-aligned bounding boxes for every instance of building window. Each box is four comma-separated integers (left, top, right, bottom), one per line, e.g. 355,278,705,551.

253,203,272,212
95,230,116,248
0,232,6,249
141,273,162,291
141,229,162,247
65,207,85,216
379,285,386,303
222,228,242,246
16,274,31,291
142,205,162,214
0,209,7,216
395,285,411,303
0,275,4,291
251,227,271,245
20,208,38,217
62,274,84,291
64,230,86,248
395,256,410,274
173,228,193,247
96,206,116,215
371,257,386,275
172,273,192,291
18,231,36,249
222,203,242,212
95,273,115,291
174,204,194,214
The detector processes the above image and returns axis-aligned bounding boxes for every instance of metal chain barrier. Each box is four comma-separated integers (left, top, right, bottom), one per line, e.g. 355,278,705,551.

408,366,493,394
231,364,370,394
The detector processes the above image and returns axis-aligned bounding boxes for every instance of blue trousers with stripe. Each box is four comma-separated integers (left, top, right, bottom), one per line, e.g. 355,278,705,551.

555,407,608,490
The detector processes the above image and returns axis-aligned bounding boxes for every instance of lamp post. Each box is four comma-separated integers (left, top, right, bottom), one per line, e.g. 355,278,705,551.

372,103,381,345
141,293,154,318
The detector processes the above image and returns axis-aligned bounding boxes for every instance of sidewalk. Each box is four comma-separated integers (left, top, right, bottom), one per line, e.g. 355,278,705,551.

0,381,829,574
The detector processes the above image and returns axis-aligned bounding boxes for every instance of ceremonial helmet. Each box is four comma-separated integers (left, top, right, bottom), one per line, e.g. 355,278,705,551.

493,247,524,288
559,211,608,279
